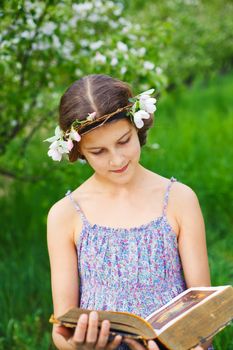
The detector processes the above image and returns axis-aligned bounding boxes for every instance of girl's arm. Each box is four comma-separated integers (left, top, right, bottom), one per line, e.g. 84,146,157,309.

47,200,80,350
174,184,212,349
47,200,122,350
176,185,211,287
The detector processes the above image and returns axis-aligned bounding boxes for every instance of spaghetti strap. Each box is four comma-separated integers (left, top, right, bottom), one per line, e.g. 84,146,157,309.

65,190,86,223
162,176,177,217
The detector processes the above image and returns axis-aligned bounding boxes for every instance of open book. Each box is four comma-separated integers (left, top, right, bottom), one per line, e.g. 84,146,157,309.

50,285,233,350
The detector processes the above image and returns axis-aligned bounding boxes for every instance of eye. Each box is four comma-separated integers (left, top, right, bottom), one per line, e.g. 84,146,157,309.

90,149,103,155
119,137,130,145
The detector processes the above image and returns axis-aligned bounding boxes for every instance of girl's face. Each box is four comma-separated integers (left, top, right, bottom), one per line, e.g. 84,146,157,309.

79,119,141,184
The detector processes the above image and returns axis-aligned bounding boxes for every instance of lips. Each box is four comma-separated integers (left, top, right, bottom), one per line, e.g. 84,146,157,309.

110,163,129,173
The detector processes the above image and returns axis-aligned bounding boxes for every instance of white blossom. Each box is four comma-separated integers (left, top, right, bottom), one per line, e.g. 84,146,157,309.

93,52,107,64
44,123,83,161
133,110,150,129
27,18,36,28
60,23,68,32
41,22,56,36
62,41,74,59
121,66,127,75
110,57,118,66
75,68,83,76
135,24,141,31
12,38,20,44
88,13,100,23
69,16,78,27
48,149,62,161
156,67,163,75
72,3,93,13
143,61,155,70
109,20,119,29
24,0,44,17
21,31,33,39
113,8,122,16
24,0,35,11
122,27,129,34
80,39,89,47
119,18,128,26
138,47,146,57
129,48,137,55
117,41,128,52
95,0,103,7
69,127,81,142
44,126,78,162
90,40,103,51
86,28,95,35
10,120,18,127
105,0,114,8
23,103,30,112
139,92,157,114
149,143,160,150
128,34,137,41
44,126,64,143
52,35,61,48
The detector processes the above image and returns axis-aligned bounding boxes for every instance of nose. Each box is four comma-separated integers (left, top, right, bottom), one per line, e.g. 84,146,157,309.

109,150,124,168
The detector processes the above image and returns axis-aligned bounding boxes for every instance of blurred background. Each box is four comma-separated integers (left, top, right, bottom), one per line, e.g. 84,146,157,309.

0,1,233,349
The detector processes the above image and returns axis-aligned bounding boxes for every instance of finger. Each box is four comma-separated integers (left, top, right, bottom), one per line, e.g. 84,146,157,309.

124,338,145,350
95,320,110,349
148,340,160,350
72,313,89,344
107,335,122,350
86,311,99,345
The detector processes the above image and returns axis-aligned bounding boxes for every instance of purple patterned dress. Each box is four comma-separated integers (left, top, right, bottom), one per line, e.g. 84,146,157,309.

67,178,186,317
66,177,214,350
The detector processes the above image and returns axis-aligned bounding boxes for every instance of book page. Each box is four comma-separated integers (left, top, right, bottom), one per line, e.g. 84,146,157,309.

148,290,215,330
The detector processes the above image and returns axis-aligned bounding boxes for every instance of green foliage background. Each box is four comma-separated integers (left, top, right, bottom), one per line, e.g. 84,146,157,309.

0,1,233,349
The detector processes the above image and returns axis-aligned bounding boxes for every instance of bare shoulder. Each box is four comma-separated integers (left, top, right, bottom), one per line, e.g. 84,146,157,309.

48,195,73,224
171,180,199,204
170,180,202,221
47,194,82,243
147,171,198,199
145,171,199,204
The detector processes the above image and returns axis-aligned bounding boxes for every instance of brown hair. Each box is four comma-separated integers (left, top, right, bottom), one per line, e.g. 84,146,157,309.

59,74,153,162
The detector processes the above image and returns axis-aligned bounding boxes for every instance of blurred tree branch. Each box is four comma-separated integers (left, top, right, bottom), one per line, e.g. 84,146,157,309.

0,0,233,182
0,167,43,182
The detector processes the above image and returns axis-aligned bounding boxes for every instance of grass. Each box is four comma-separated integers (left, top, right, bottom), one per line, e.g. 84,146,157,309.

0,71,233,349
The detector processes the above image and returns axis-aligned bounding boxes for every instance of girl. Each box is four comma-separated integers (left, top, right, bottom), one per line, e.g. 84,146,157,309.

46,74,213,350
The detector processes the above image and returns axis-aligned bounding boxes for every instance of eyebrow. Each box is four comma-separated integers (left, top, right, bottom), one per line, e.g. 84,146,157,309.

85,129,132,150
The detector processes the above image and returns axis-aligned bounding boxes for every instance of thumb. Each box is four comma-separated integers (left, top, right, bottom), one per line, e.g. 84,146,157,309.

55,325,74,340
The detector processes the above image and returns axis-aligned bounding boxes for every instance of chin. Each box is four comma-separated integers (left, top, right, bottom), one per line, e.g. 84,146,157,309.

109,164,136,184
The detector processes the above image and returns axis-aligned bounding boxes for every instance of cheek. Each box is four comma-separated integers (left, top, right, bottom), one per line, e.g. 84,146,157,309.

85,154,108,171
128,138,141,159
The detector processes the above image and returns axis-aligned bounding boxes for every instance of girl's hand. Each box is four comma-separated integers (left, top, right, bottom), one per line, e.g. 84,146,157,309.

124,338,159,350
56,311,122,350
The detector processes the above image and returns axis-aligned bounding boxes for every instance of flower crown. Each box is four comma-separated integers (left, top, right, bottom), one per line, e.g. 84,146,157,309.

43,88,156,161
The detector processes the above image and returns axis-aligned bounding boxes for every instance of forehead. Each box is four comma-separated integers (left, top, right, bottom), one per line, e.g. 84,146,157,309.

80,119,133,146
